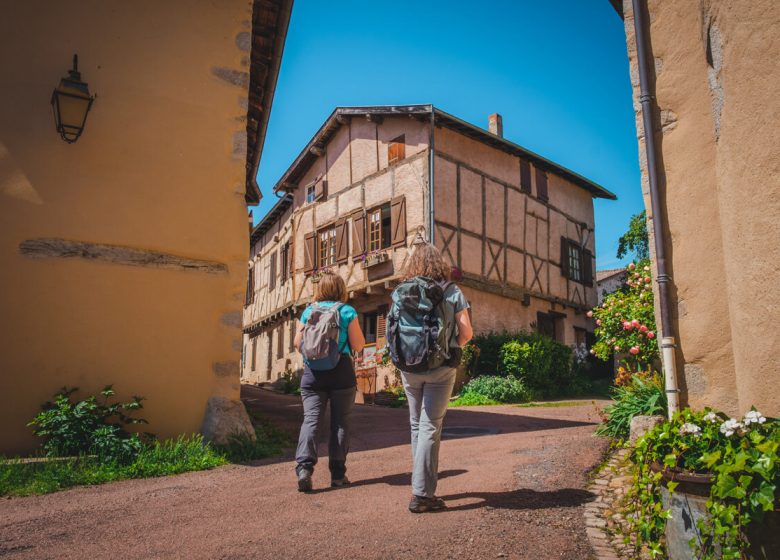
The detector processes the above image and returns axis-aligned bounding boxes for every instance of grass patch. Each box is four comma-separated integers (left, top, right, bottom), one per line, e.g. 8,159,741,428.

449,393,501,407
516,400,593,408
0,435,227,497
1,413,295,497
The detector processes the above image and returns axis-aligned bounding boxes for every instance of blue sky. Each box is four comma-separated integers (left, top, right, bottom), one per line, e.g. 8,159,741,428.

254,0,642,270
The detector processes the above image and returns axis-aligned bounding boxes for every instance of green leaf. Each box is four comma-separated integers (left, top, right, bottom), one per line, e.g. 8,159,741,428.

701,450,722,469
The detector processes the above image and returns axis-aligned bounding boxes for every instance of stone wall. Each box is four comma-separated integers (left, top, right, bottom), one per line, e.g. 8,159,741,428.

622,0,780,415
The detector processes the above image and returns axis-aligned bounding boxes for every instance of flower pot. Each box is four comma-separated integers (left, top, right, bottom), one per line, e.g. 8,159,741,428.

361,252,389,269
652,463,780,560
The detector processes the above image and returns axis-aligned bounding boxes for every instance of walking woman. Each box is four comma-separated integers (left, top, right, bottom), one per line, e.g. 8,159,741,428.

293,271,365,492
387,243,473,513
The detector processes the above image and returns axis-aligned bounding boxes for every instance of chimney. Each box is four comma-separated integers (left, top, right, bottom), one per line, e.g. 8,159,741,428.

488,113,503,138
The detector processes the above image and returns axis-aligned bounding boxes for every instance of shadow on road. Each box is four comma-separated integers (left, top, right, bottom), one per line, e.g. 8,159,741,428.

440,487,596,511
309,468,468,494
241,385,599,456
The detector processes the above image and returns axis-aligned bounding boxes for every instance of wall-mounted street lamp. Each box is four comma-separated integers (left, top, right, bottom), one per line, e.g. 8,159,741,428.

51,54,95,143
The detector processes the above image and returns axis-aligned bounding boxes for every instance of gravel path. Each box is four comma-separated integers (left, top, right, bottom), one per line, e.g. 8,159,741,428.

0,387,609,560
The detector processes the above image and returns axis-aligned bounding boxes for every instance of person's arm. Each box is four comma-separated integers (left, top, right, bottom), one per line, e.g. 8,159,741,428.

455,309,473,347
293,321,304,352
347,317,366,354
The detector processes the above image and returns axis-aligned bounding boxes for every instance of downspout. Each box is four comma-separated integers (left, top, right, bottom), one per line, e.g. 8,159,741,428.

631,0,680,418
428,104,436,244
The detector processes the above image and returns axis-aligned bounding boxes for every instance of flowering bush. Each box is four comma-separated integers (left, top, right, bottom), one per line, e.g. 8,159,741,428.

629,407,779,559
589,259,659,371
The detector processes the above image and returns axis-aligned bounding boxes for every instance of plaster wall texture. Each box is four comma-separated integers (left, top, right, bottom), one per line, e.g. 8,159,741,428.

0,0,252,453
622,0,780,415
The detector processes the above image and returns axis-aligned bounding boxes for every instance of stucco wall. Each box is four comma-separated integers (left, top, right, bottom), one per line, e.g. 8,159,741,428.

0,0,252,453
622,0,780,415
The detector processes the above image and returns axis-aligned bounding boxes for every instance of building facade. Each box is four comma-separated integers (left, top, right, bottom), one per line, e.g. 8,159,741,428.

242,106,616,392
619,0,780,416
596,268,628,304
0,0,291,453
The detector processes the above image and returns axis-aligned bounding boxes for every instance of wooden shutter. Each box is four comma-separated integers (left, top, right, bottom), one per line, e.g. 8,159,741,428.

277,325,284,358
269,251,277,291
520,160,531,193
251,337,257,370
351,211,366,258
245,267,254,305
388,135,405,165
304,232,316,274
583,248,594,287
315,178,328,201
560,237,570,279
377,304,388,340
536,168,548,201
390,196,407,247
289,319,296,353
335,219,349,264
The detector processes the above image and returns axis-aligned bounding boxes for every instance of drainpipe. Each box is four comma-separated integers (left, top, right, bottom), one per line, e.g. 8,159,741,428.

631,0,680,418
428,104,436,245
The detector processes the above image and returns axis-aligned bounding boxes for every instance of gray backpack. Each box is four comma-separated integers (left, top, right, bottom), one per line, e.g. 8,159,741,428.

300,303,346,371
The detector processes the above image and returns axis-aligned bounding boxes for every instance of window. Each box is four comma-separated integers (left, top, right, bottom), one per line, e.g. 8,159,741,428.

245,266,254,306
289,319,296,353
280,241,290,285
269,251,277,291
568,243,583,283
367,203,392,252
318,225,337,268
388,135,406,165
306,184,316,204
251,337,257,371
363,312,378,344
277,325,284,359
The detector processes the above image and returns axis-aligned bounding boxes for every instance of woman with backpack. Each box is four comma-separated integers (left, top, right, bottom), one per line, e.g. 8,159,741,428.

293,271,365,492
386,243,473,513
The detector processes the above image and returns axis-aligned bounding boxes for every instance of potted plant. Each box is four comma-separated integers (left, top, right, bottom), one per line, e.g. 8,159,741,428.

629,408,779,559
360,250,389,269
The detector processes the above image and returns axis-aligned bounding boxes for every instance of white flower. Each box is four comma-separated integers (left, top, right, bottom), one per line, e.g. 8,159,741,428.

679,423,702,437
703,411,718,423
743,410,767,426
720,418,744,437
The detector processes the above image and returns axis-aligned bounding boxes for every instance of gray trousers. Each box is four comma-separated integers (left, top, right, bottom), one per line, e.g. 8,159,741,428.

401,367,456,498
295,386,356,479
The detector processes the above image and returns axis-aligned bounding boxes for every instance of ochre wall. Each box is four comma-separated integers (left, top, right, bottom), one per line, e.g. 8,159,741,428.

622,0,780,415
0,0,252,453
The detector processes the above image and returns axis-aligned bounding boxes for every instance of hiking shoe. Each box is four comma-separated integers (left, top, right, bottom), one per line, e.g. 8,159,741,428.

297,470,313,492
408,495,446,513
331,476,350,488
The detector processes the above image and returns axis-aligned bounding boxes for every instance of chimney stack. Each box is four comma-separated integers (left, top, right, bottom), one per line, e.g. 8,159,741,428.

488,113,503,138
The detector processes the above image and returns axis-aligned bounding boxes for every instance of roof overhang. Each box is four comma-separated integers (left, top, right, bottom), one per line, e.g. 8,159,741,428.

270,104,616,201
250,193,294,243
245,0,294,206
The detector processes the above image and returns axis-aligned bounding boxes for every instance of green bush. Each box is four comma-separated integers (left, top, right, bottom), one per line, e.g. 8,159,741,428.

595,373,667,439
452,375,532,406
28,386,150,462
279,370,301,395
467,331,516,377
215,415,294,463
498,333,573,397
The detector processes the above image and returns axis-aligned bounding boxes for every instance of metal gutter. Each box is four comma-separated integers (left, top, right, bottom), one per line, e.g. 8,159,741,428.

631,0,680,416
428,104,435,244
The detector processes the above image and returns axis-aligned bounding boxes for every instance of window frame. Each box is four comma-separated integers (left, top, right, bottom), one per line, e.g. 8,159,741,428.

317,224,337,269
567,242,584,283
367,202,392,252
388,134,406,165
306,184,316,204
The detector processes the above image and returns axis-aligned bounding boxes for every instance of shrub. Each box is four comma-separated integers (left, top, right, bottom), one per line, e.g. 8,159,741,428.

467,331,516,377
453,375,532,406
498,333,573,398
28,386,150,462
215,415,294,463
595,373,667,439
279,370,300,395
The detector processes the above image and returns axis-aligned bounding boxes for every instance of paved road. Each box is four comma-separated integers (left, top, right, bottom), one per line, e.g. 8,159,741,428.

0,387,609,560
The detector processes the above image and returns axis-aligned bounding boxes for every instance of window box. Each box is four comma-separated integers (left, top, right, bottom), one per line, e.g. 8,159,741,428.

361,250,390,269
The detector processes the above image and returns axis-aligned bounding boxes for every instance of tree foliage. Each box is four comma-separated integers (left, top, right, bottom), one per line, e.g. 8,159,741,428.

616,211,650,260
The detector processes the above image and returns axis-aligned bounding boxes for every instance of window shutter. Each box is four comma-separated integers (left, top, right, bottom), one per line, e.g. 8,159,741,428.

335,219,349,264
315,178,328,201
536,168,548,201
251,337,257,370
277,325,284,359
377,304,388,340
520,160,531,193
583,248,594,287
560,237,570,278
245,267,254,306
289,318,296,353
304,232,316,274
390,196,407,247
388,135,405,165
351,211,366,258
269,251,277,291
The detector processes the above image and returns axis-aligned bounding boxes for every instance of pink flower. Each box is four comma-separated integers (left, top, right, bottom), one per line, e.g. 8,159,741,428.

596,319,602,326
629,346,640,355
644,277,651,283
623,321,632,330
628,263,636,270
586,310,593,318
631,319,640,328
644,266,650,272
639,325,648,333
647,331,655,339
614,345,621,352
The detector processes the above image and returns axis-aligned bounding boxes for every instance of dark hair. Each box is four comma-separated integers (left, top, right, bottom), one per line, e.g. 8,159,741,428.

313,271,348,303
403,243,451,281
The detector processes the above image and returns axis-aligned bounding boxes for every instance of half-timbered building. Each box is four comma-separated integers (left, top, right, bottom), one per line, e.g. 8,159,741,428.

242,105,615,393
